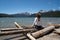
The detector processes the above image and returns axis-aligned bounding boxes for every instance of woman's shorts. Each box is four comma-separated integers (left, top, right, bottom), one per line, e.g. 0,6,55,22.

35,25,44,30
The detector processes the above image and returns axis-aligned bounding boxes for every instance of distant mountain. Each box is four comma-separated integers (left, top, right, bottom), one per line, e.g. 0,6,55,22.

11,12,30,17
0,10,60,17
41,10,60,17
31,10,60,17
0,13,9,17
0,12,31,17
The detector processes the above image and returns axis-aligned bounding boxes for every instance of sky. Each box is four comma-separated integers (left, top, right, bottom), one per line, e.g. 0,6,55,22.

0,0,60,14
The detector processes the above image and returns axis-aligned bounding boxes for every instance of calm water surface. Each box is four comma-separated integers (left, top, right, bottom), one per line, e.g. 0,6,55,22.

0,17,60,28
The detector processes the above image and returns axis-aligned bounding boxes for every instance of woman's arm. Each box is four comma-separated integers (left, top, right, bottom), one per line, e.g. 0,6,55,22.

32,18,37,27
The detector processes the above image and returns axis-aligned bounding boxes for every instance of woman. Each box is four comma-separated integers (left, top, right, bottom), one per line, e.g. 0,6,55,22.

32,13,44,30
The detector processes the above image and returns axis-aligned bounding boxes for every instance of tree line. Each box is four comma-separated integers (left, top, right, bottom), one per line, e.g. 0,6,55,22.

0,10,60,17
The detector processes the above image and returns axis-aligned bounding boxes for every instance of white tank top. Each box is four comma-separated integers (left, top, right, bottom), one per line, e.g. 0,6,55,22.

33,17,41,26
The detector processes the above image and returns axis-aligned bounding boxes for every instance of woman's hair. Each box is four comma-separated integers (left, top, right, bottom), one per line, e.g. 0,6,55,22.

36,13,41,18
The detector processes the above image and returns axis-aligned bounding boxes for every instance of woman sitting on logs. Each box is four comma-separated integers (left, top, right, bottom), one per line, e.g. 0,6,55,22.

32,13,44,30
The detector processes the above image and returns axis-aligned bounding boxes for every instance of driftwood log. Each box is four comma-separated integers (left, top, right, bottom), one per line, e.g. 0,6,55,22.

54,28,60,34
0,22,37,35
27,33,36,40
14,22,23,29
0,22,23,31
1,28,23,31
27,26,55,40
1,22,34,31
1,22,60,40
0,29,37,35
48,24,60,28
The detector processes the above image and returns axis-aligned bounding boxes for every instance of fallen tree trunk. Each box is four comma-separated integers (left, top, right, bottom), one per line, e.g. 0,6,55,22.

1,22,33,31
0,29,37,36
14,22,23,29
54,28,60,34
1,28,36,31
27,26,55,40
1,22,25,31
1,28,23,31
48,24,60,28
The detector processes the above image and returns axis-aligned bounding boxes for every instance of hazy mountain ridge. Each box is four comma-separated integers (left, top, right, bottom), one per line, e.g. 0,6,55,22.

0,10,60,17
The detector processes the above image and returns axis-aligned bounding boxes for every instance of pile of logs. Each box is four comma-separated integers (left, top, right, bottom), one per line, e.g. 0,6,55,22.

0,22,60,40
27,24,60,40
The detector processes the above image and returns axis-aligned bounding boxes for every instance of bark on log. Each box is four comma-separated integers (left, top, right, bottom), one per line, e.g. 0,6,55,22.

0,29,37,35
27,26,55,39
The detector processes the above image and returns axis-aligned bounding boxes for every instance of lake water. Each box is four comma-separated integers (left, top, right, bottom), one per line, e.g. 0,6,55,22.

0,17,60,28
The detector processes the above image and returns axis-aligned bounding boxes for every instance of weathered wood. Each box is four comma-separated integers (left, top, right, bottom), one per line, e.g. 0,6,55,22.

48,24,60,28
0,27,40,32
27,33,36,40
14,22,36,40
32,26,55,38
14,22,23,29
0,33,30,40
37,33,60,40
0,29,37,35
27,26,55,39
54,28,60,34
9,36,27,40
1,22,23,31
1,28,35,31
1,28,22,31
